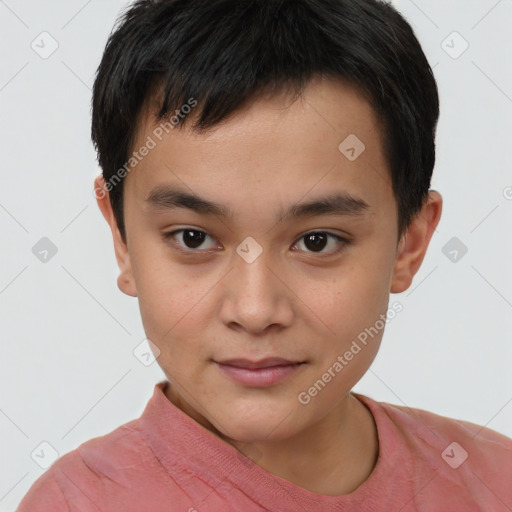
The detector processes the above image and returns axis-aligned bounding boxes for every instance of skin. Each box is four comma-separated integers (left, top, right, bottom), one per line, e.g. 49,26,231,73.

95,75,442,496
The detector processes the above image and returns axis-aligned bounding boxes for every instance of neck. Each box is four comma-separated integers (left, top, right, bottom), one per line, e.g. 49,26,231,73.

164,383,379,496
230,394,379,496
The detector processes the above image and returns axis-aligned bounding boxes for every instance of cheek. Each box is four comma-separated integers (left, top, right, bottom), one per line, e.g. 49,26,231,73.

298,251,393,371
349,236,397,308
302,261,390,333
131,250,219,365
129,246,182,344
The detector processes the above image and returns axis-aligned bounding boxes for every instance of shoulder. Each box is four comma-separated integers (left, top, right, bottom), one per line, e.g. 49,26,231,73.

356,393,512,506
374,397,512,461
74,418,153,482
16,463,70,512
17,418,153,511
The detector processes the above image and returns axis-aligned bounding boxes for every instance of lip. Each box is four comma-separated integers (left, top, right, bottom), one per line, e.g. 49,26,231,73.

214,358,306,387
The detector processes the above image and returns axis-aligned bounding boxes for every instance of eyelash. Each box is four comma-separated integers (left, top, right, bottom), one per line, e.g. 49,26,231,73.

162,228,349,257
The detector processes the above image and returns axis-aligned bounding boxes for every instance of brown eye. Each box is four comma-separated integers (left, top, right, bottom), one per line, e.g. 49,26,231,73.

304,233,328,252
180,229,206,249
293,232,348,255
162,228,218,253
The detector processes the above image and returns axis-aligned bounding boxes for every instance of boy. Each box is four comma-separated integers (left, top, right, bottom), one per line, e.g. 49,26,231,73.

17,0,512,510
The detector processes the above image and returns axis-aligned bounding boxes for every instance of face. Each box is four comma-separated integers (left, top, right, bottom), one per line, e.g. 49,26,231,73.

98,76,432,444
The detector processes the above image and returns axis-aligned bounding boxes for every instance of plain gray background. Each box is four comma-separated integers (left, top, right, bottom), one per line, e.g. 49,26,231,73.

1,0,511,510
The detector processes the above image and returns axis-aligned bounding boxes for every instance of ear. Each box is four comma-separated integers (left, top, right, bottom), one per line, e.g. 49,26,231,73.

390,190,443,294
94,175,137,297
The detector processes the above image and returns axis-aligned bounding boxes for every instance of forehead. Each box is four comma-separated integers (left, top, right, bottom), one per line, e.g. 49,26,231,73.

126,76,393,218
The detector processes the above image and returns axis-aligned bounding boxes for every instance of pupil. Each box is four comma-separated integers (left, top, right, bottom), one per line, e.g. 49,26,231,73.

183,230,205,248
305,233,327,252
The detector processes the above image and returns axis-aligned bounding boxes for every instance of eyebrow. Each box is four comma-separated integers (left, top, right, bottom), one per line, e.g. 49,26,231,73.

145,184,371,222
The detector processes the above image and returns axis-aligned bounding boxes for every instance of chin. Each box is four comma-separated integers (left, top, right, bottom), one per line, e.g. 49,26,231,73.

213,408,304,444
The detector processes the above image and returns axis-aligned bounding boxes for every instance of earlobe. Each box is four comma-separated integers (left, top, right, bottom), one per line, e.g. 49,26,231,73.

390,190,443,294
117,273,137,298
94,175,137,298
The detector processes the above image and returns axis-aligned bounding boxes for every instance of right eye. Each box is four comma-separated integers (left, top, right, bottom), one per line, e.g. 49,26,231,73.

162,228,220,254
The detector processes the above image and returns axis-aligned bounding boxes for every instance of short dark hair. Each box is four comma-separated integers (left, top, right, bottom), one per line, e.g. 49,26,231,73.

91,0,439,243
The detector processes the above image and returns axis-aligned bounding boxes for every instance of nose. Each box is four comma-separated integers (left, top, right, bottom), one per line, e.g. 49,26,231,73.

218,246,294,335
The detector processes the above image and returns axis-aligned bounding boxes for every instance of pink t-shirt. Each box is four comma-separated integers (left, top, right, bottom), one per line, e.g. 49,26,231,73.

17,380,512,511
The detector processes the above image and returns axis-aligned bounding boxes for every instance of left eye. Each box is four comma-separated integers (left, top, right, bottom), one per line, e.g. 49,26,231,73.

292,232,347,254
